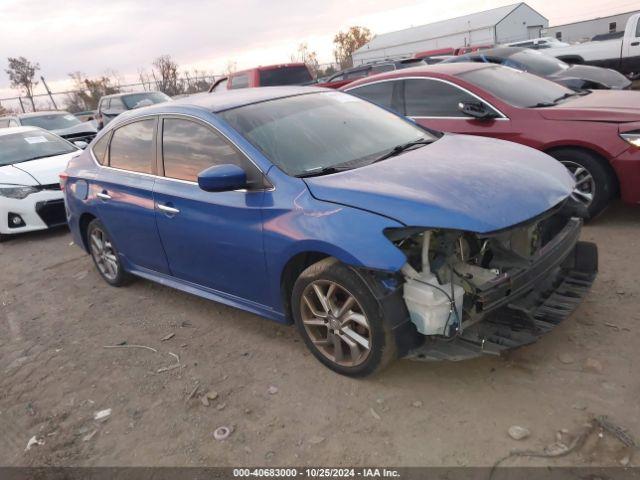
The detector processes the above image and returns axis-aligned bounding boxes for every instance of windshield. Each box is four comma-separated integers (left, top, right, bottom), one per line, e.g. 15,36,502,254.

219,91,435,177
0,130,77,166
458,66,575,108
259,66,313,86
122,92,171,109
506,50,569,76
20,112,81,130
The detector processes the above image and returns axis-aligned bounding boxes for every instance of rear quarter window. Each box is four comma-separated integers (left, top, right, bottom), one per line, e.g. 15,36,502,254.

92,133,110,165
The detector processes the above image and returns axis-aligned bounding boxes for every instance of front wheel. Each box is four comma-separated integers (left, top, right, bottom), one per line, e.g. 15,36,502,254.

87,219,132,286
549,149,615,219
291,258,396,377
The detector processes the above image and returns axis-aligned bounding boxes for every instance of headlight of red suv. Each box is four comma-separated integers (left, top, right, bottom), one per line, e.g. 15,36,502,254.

620,131,640,148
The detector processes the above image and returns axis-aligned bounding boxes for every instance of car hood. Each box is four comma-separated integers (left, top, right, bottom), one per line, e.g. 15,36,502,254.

538,90,640,122
51,121,98,137
548,65,632,90
303,134,574,233
0,151,80,186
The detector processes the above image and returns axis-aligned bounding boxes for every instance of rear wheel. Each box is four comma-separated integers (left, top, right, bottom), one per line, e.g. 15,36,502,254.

87,219,132,286
549,148,615,219
292,258,396,377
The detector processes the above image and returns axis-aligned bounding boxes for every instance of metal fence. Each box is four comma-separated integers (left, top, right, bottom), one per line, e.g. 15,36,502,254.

0,74,219,114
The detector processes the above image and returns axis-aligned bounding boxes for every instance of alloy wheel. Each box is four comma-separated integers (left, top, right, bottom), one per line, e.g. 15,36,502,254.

562,160,596,208
300,280,371,367
89,227,119,282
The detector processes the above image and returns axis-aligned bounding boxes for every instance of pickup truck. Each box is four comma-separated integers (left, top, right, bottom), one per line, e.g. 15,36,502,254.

542,12,640,77
208,63,313,92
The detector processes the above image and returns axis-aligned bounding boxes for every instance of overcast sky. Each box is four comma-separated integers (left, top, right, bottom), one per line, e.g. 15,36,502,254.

0,0,637,98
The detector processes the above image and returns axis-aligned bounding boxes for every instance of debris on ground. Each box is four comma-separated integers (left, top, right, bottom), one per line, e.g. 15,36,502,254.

370,408,381,420
83,430,98,442
94,409,112,422
216,402,226,411
157,352,181,373
267,386,278,395
508,425,531,441
492,415,638,473
584,358,603,374
201,396,210,407
25,436,44,451
103,344,158,353
412,401,423,408
161,333,175,341
186,382,200,402
206,391,218,401
308,435,325,445
213,426,233,441
558,353,574,365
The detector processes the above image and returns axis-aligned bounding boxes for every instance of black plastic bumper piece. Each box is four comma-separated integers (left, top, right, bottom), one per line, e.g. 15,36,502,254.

406,241,598,362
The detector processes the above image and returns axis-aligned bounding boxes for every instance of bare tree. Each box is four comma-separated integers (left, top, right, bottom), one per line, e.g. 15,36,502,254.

225,59,237,77
0,103,7,116
290,43,320,78
65,72,121,112
5,56,40,111
152,55,181,96
333,26,373,69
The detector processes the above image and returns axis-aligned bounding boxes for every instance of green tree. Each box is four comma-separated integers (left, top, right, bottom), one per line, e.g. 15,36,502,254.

5,56,40,111
291,42,320,78
333,26,373,69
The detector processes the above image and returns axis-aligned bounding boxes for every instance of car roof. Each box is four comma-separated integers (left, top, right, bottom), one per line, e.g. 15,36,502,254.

161,86,327,113
103,91,164,99
0,126,41,136
18,110,70,118
345,62,495,86
461,47,526,58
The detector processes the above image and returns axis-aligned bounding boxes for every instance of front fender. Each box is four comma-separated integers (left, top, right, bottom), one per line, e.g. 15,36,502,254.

262,177,407,313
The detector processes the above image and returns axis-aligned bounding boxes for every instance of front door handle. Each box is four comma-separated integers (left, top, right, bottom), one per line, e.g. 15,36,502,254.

631,41,640,46
97,191,111,200
157,203,180,215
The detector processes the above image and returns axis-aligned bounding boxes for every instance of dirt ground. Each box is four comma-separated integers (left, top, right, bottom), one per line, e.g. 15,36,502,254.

0,201,638,468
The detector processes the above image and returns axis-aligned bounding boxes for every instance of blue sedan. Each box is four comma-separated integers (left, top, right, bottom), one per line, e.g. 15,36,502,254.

62,87,597,376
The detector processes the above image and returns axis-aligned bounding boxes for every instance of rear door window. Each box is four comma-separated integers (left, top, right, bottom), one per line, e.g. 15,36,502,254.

348,81,396,111
109,119,155,173
161,118,263,187
403,79,477,117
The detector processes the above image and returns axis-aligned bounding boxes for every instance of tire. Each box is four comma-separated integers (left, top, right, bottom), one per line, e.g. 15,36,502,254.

549,148,615,219
86,218,132,287
291,258,396,377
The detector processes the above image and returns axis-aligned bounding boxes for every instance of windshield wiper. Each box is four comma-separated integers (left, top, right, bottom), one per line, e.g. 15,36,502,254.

530,91,588,108
296,165,354,178
371,138,433,164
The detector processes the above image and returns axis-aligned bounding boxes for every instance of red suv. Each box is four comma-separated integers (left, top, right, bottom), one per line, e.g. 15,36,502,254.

344,63,640,217
209,63,313,92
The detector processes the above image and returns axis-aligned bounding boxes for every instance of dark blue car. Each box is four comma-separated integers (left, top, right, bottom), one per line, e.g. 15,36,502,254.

62,87,597,376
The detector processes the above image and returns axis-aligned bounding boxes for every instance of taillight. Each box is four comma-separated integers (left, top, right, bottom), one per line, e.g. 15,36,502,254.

59,172,69,190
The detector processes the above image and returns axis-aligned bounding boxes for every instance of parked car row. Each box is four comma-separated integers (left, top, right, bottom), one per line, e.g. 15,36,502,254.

345,62,640,218
2,45,639,377
0,111,97,146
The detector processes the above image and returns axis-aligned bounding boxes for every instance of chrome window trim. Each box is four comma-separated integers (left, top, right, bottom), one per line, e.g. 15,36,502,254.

89,112,274,192
345,76,509,120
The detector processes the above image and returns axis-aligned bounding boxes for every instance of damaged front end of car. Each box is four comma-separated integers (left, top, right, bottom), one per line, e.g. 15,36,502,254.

371,200,598,361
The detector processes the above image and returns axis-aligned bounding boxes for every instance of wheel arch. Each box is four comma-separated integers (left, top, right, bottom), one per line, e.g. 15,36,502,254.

544,145,620,196
78,212,97,252
280,251,332,323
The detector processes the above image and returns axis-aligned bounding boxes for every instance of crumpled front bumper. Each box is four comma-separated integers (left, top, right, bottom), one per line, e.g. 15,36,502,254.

406,225,598,361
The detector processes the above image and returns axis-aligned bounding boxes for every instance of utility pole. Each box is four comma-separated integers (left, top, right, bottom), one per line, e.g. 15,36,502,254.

41,76,58,110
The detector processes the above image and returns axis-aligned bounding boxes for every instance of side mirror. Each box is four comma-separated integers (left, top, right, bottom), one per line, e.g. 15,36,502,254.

198,164,247,192
73,140,88,149
458,101,498,120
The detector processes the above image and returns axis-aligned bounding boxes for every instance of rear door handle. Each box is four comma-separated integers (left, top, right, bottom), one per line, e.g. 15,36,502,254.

97,191,111,200
157,203,180,215
631,41,640,46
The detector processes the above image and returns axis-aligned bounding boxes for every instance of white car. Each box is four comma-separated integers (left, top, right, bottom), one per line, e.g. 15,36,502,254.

0,126,81,240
